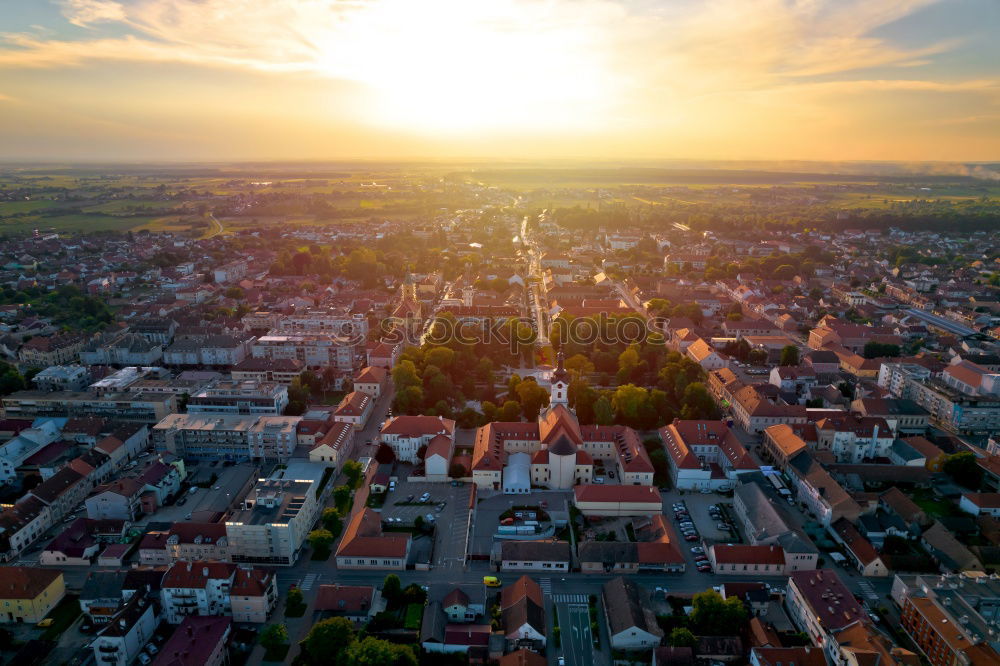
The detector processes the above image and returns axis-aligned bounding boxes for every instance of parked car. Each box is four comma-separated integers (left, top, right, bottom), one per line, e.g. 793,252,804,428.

690,546,705,554
146,644,159,655
138,654,151,665
176,497,187,506
419,492,430,502
716,523,731,531
685,534,700,542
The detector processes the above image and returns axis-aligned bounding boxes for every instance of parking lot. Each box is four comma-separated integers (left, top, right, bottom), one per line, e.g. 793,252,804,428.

381,479,473,567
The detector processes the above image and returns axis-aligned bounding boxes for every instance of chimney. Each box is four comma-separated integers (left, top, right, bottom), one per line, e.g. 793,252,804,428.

202,567,209,577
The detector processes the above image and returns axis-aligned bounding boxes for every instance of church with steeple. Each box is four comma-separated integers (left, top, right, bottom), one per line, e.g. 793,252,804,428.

471,350,655,492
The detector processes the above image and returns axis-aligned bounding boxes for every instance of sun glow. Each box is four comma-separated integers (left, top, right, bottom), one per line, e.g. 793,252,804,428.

315,0,620,133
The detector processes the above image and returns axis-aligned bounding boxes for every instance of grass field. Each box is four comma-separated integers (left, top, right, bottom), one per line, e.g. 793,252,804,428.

0,213,158,234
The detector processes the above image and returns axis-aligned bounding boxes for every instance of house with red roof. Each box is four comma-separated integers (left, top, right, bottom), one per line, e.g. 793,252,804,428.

658,420,758,491
708,544,787,576
335,508,410,570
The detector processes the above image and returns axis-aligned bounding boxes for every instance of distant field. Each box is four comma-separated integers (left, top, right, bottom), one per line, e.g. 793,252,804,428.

0,213,157,234
0,200,67,215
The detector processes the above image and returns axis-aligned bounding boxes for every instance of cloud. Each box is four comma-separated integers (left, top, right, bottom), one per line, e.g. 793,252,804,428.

61,0,126,27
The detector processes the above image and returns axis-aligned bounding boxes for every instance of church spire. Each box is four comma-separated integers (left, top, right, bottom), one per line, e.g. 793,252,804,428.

550,349,569,407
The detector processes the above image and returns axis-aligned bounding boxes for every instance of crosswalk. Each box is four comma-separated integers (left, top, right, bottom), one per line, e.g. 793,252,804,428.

300,573,319,591
552,594,587,604
857,580,878,601
539,577,552,595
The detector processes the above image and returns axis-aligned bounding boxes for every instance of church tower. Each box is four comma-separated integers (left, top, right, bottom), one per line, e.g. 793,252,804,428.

550,349,569,408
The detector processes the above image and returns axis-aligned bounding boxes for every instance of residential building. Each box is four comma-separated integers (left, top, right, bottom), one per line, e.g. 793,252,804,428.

353,366,388,398
152,413,301,462
335,508,411,570
499,541,571,572
851,397,930,434
501,575,546,651
578,541,685,574
709,544,787,576
229,567,277,623
85,478,144,521
2,390,177,424
659,420,758,490
732,481,820,571
314,585,382,625
252,334,355,370
308,421,354,469
959,493,1000,518
831,518,889,577
225,476,322,566
380,415,456,464
89,594,157,666
785,569,866,661
602,577,664,650
0,567,65,623
160,561,236,624
186,379,289,415
334,391,373,429
731,385,807,435
33,364,89,392
167,523,229,562
151,616,232,666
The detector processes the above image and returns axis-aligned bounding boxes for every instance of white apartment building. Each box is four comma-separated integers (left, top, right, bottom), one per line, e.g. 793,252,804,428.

153,413,301,462
160,561,236,624
252,334,355,370
186,379,289,415
225,469,322,566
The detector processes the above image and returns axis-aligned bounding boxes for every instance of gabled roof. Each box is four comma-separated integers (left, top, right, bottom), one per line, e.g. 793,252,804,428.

501,575,543,609
314,584,374,612
336,508,410,559
602,577,663,639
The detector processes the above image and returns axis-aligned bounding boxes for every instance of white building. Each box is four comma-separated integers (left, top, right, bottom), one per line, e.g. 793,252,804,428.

379,415,456,464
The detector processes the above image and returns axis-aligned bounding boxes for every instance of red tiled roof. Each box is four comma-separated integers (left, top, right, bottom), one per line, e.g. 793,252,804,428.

712,544,785,566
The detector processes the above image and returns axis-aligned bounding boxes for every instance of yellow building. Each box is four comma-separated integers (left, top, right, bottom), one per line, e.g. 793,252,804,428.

0,567,65,623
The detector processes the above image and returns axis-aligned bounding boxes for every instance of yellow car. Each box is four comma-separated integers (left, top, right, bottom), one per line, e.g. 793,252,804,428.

37,619,53,628
483,576,501,587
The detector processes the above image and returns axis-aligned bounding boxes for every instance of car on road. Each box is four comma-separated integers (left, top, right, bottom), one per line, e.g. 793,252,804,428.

483,576,501,587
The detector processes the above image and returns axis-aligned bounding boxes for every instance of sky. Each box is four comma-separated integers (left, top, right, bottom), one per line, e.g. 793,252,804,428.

0,0,998,163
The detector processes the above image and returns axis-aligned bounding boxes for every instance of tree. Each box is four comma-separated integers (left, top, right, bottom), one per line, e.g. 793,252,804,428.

515,379,549,421
333,485,353,513
680,382,718,420
341,636,417,666
322,507,342,530
392,385,424,415
690,590,747,634
308,529,334,554
499,400,522,421
449,462,467,478
260,623,289,651
342,460,363,489
0,363,25,396
286,587,304,611
564,354,595,376
611,384,649,426
669,627,697,648
381,574,402,606
593,395,614,426
779,345,800,366
391,360,421,390
299,617,354,665
943,451,984,489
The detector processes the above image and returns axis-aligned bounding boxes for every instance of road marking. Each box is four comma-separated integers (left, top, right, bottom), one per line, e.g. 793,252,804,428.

857,580,879,601
552,594,587,604
300,573,318,591
539,577,552,595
